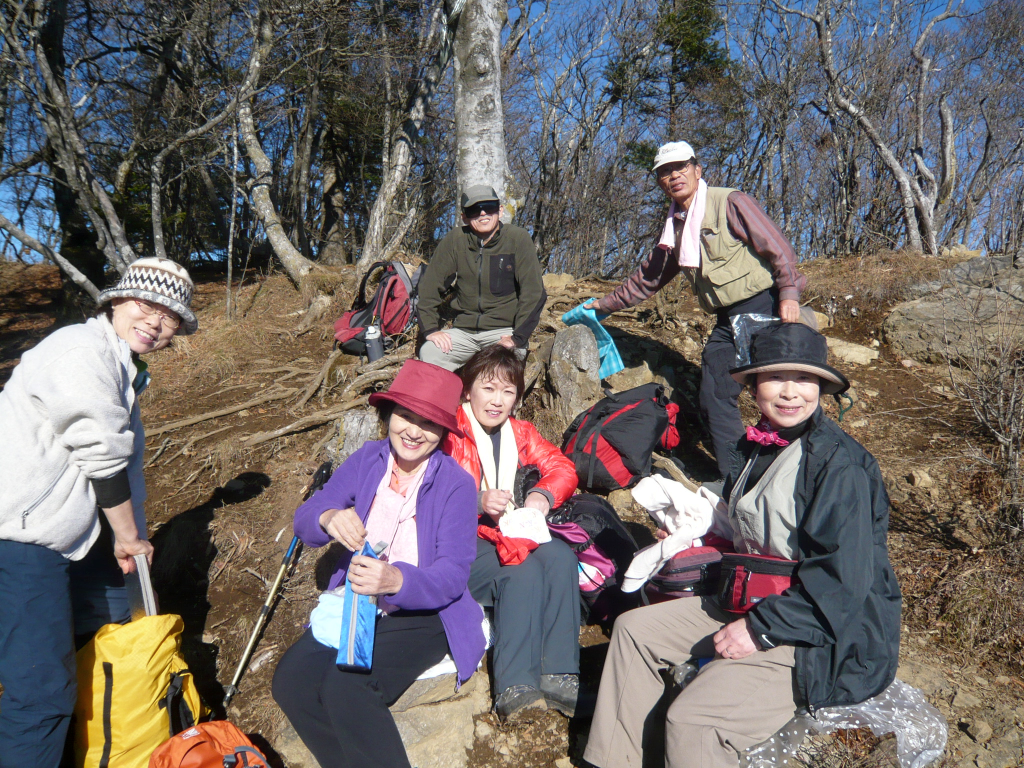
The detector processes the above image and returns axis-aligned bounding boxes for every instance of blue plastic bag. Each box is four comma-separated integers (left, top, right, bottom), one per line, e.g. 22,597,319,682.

562,300,625,379
337,542,379,671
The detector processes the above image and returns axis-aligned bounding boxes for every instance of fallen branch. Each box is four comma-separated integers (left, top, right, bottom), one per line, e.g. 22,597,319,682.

144,437,173,468
355,343,415,374
240,396,370,448
149,387,297,436
342,370,392,400
650,455,701,493
296,349,343,409
164,425,234,465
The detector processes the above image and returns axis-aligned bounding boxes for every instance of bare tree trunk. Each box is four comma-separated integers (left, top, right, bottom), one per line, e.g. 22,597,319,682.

358,2,459,272
238,11,316,285
319,136,348,265
454,0,507,212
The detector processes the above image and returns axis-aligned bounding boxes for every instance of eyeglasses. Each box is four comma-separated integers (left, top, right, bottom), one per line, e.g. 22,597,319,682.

463,201,500,218
656,161,697,179
135,300,181,329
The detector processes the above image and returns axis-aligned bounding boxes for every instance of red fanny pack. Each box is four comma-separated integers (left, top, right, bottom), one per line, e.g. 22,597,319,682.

715,553,798,613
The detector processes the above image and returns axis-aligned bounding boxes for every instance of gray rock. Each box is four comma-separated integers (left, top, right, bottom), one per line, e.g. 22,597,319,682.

547,325,602,425
953,689,983,709
907,469,934,488
542,273,576,293
906,253,1010,299
324,407,380,465
884,268,1024,364
967,718,994,744
825,337,879,366
607,489,635,517
606,361,656,392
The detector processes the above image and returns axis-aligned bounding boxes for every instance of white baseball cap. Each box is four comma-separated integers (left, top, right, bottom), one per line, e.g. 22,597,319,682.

652,141,696,172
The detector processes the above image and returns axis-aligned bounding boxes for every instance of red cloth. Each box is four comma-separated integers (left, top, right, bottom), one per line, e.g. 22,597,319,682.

477,524,538,566
745,417,790,447
443,409,579,508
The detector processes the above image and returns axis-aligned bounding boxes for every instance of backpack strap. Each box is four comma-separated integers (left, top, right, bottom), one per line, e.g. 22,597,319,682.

159,671,197,736
356,261,389,307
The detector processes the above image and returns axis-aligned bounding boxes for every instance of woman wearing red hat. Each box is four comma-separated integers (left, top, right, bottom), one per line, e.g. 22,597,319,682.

444,345,583,722
273,360,485,768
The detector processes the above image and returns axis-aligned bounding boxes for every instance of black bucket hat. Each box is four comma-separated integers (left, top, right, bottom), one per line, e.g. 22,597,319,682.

729,322,850,395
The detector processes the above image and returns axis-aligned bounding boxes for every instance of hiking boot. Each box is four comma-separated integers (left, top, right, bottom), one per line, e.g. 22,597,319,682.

494,685,545,722
540,673,595,718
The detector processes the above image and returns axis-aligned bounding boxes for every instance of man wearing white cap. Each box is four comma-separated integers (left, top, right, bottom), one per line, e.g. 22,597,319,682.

587,141,806,478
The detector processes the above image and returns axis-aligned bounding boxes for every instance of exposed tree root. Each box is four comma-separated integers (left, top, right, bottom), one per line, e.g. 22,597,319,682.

241,396,370,448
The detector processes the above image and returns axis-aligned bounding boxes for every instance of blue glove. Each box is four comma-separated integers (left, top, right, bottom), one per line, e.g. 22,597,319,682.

562,300,625,380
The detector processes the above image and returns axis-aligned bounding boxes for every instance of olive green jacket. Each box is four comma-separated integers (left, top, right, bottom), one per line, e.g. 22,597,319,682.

416,223,547,347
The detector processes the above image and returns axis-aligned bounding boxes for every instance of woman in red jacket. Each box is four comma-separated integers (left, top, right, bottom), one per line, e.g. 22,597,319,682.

444,345,583,721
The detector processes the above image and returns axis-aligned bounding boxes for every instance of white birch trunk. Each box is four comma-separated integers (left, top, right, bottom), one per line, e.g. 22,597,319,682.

453,0,507,216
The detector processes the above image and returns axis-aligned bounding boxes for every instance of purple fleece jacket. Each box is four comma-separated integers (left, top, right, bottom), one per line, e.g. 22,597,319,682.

293,439,485,684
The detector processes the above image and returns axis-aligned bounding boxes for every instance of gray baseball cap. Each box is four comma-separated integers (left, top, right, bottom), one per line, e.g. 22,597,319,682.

460,185,500,209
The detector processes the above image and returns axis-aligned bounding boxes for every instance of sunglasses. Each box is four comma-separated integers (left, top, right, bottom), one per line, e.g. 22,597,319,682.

463,201,500,218
134,300,181,329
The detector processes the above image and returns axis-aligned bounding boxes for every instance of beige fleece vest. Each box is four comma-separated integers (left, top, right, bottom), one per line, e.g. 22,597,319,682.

727,440,803,560
676,186,775,312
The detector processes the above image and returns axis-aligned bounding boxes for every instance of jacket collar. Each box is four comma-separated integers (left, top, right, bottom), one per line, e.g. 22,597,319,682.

371,437,444,491
461,221,504,249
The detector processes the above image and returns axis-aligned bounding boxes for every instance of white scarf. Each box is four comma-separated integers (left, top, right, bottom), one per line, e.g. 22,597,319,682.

462,402,518,513
657,178,708,269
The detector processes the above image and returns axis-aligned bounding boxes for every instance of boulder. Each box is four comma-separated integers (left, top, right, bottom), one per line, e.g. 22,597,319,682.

883,272,1024,364
813,311,832,329
274,671,490,768
547,325,602,425
606,360,656,392
825,337,879,366
543,273,576,293
324,408,380,466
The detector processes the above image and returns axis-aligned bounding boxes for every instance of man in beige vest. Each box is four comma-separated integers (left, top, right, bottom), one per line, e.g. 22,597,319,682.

588,141,806,478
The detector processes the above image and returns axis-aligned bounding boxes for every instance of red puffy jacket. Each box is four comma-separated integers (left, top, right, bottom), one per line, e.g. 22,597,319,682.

443,408,578,509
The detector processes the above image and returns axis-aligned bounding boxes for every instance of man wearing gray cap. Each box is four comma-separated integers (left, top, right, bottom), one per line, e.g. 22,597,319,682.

417,185,547,371
587,141,806,478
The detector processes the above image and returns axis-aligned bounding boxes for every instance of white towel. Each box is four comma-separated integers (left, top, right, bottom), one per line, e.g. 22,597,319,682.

620,476,723,593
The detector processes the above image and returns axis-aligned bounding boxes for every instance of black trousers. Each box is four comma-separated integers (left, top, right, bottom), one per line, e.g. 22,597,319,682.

272,612,449,768
700,289,778,478
468,537,580,694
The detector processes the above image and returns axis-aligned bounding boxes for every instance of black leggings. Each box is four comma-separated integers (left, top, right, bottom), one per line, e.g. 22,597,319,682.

272,611,450,768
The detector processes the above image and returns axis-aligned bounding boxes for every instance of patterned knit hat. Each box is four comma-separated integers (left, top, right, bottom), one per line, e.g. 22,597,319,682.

97,257,197,334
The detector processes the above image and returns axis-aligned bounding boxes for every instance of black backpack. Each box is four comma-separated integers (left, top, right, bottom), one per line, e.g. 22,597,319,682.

561,384,680,491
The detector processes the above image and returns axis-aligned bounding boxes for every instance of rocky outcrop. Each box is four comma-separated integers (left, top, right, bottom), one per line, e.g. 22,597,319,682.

884,255,1024,364
546,325,601,425
323,407,381,466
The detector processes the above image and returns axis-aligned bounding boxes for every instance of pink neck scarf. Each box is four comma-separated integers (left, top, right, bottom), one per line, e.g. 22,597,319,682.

745,417,790,447
656,178,707,269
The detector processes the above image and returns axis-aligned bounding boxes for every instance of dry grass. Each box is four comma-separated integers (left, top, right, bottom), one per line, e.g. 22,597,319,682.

916,544,1024,674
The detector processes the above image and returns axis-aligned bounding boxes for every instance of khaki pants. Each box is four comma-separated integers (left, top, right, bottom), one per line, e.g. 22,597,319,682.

584,597,799,768
417,327,525,371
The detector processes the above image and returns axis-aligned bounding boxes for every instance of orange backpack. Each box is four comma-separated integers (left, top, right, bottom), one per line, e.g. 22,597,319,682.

149,722,269,768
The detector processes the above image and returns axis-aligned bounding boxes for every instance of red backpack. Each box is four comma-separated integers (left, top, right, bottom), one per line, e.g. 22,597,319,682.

149,721,269,768
333,261,422,358
561,384,680,491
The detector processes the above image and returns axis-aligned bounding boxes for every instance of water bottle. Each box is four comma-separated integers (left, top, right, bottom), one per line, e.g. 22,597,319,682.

364,324,385,362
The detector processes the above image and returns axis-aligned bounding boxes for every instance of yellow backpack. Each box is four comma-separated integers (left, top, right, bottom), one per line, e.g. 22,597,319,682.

74,615,207,768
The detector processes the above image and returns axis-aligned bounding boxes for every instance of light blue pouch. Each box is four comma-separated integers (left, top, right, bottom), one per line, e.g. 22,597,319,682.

562,300,625,379
337,542,380,671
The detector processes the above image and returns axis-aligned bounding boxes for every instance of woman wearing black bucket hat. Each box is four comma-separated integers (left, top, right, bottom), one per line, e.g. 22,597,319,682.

585,322,901,768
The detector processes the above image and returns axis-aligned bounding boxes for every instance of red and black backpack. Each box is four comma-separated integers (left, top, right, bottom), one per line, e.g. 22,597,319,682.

561,383,680,491
333,260,423,358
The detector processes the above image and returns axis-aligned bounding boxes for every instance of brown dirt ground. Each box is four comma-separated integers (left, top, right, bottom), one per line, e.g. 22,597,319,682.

2,254,1022,767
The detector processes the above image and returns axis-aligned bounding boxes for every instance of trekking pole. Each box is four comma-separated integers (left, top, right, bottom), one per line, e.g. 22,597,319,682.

223,460,334,708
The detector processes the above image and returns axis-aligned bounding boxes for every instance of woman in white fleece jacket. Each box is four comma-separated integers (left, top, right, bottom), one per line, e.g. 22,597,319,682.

0,257,197,768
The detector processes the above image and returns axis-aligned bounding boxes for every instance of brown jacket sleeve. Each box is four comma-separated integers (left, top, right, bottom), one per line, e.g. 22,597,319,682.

594,244,681,313
726,192,806,303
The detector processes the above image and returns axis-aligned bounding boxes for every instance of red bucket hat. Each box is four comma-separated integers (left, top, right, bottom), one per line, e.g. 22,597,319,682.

368,360,465,437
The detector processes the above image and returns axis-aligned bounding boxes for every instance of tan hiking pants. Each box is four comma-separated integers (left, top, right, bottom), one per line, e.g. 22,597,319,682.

583,597,799,768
